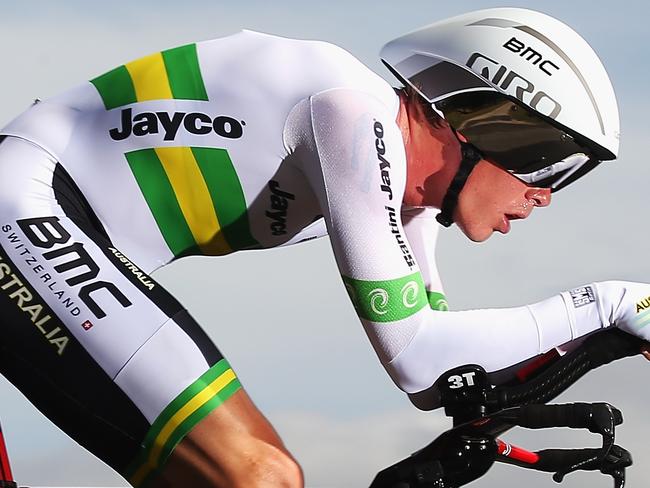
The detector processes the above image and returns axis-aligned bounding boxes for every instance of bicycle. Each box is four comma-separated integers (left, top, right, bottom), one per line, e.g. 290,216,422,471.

0,422,16,488
370,328,642,488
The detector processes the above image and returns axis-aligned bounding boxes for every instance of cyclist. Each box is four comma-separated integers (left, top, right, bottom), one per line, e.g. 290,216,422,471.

0,7,648,488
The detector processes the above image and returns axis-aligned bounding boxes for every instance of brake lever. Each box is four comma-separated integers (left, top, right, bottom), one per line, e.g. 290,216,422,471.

552,403,616,482
600,445,632,488
504,403,632,488
552,444,632,487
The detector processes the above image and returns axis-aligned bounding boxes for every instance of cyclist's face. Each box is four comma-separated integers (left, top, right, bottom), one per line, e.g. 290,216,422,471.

454,160,551,242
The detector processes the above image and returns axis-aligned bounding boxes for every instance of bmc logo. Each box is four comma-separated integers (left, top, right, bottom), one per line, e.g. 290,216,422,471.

17,217,132,319
502,37,560,76
110,108,245,141
466,51,562,119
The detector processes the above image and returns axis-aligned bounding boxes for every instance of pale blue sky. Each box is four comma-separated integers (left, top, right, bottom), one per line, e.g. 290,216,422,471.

0,2,648,487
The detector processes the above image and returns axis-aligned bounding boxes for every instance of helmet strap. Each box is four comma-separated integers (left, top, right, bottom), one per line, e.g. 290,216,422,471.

435,142,482,227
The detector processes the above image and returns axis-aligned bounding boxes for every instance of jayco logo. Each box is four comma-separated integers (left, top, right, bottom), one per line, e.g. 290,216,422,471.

109,108,245,141
266,180,295,236
374,121,393,200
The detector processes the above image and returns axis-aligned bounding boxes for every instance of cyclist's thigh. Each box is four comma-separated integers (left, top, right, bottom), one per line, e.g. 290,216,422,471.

0,136,258,485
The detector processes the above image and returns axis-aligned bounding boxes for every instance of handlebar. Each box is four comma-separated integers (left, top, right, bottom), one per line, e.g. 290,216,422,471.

370,328,644,488
488,329,643,411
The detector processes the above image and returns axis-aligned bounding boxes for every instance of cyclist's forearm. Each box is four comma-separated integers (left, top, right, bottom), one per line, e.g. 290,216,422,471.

378,280,650,401
376,285,609,397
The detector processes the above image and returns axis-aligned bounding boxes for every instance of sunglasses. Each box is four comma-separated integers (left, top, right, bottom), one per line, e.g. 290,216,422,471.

434,91,604,191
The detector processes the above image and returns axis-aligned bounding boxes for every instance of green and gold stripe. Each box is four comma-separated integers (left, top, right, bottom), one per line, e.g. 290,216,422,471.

91,43,208,109
126,359,241,487
126,147,259,257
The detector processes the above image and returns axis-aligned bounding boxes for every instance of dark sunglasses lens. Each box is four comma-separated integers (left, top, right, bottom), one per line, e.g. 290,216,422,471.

436,92,586,173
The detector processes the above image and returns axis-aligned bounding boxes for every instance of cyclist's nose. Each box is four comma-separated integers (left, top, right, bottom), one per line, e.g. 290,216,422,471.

525,187,552,208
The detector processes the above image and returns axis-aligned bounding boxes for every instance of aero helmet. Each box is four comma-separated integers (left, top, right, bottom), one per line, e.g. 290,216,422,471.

380,8,620,224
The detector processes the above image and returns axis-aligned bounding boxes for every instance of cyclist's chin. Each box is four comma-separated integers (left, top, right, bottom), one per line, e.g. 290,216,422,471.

457,223,495,242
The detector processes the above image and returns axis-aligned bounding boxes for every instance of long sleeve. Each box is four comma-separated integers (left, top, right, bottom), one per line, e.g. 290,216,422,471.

401,207,448,311
284,88,608,408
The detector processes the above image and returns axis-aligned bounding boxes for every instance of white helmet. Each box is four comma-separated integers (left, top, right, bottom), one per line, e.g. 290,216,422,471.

381,8,619,193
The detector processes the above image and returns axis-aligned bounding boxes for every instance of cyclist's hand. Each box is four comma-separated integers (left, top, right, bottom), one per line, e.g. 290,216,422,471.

596,281,650,342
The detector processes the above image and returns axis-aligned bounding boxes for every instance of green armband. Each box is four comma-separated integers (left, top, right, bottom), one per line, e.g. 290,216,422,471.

342,272,428,322
426,291,449,311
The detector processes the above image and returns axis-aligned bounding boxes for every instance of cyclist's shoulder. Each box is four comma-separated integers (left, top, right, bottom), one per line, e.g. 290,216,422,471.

0,30,398,165
0,82,97,158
